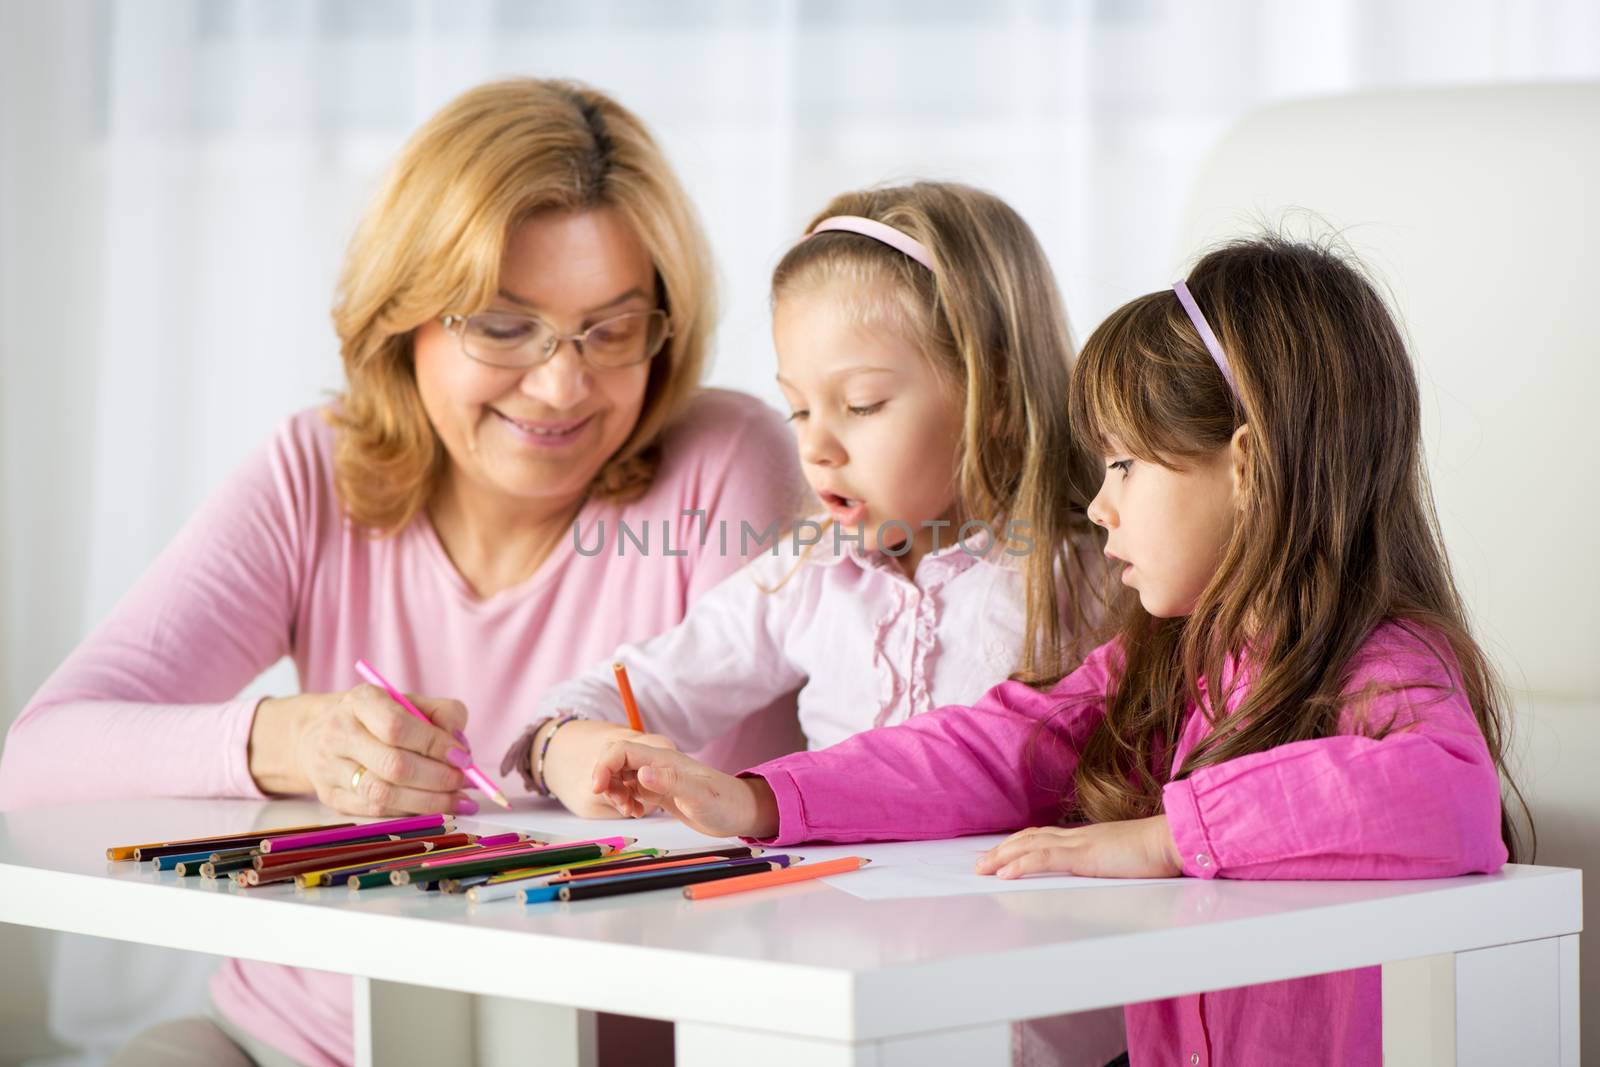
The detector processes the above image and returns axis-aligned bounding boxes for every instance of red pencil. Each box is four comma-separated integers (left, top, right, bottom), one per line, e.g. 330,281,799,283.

107,822,351,862
245,838,462,886
253,833,471,870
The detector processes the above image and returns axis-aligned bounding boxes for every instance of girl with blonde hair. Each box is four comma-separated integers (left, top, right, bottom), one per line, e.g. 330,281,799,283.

519,180,1106,800
516,180,1122,1067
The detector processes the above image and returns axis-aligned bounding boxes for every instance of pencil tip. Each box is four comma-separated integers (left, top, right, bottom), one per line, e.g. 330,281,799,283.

491,791,512,810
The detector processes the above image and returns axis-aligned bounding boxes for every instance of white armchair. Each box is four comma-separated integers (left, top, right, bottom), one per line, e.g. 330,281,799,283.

1179,84,1599,1061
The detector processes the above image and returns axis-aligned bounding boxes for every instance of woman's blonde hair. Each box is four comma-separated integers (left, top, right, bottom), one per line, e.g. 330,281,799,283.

329,78,715,532
771,182,1101,685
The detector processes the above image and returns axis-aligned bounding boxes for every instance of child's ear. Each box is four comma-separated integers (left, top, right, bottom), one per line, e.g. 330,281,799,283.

1228,424,1252,503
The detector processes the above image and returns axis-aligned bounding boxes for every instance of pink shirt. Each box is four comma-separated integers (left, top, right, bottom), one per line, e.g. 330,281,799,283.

0,389,805,1067
537,527,1125,1067
536,525,1053,750
747,621,1509,1067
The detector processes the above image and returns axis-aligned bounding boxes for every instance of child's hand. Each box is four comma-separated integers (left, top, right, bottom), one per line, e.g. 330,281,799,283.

975,815,1183,879
541,720,677,819
591,740,779,840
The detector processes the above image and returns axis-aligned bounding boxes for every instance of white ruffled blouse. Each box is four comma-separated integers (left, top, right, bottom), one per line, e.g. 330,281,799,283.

533,518,1060,752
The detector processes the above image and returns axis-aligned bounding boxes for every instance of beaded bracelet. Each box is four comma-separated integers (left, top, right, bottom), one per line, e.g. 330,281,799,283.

502,717,551,794
532,713,584,797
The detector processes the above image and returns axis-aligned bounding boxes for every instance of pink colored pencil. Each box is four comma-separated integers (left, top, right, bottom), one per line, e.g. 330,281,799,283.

413,845,551,869
473,832,528,848
261,814,450,853
355,658,512,809
411,844,548,869
413,836,631,869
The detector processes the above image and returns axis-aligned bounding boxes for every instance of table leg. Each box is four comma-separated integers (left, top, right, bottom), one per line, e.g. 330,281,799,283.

1383,953,1457,1063
1456,934,1580,1066
353,978,596,1067
676,1019,1010,1066
473,993,597,1067
353,977,472,1067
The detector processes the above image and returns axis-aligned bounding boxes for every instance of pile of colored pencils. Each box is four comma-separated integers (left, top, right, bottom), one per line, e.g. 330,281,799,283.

458,848,870,903
108,816,870,903
107,815,549,889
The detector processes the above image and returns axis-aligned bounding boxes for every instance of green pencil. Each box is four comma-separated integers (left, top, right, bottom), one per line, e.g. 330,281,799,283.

350,845,616,892
347,868,407,891
440,849,663,893
392,844,612,887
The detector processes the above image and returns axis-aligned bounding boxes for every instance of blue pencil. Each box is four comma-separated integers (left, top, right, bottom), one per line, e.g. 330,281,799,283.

151,848,224,872
522,855,788,904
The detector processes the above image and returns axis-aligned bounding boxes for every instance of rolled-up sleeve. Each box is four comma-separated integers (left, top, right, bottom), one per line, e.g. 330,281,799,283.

1163,633,1508,880
744,642,1121,846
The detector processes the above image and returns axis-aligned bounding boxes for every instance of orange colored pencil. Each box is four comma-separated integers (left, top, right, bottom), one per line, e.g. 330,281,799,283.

107,823,350,861
612,662,645,733
683,856,870,900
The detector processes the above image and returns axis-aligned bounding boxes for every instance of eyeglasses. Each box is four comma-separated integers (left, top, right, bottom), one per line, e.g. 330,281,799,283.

440,308,672,370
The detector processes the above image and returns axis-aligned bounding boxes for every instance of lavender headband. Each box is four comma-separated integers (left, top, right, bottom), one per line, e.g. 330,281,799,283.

1172,280,1239,399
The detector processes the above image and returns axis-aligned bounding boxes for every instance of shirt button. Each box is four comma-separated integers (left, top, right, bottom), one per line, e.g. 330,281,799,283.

1190,1053,1201,1065
1195,853,1211,868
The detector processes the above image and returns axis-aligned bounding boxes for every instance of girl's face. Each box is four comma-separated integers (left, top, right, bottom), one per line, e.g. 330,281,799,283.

412,207,658,516
773,287,965,567
1086,436,1243,618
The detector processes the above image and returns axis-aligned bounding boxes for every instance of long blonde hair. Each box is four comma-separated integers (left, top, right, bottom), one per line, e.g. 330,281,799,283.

329,78,715,532
771,182,1101,685
1067,235,1526,859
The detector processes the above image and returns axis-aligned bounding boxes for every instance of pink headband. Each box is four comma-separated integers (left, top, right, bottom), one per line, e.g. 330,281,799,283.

807,215,934,270
1173,280,1239,399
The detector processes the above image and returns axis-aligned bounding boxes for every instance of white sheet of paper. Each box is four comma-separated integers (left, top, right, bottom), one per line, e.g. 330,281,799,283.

473,806,1178,900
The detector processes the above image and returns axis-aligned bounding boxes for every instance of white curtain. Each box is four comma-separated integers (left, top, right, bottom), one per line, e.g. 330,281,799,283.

2,1,1597,1062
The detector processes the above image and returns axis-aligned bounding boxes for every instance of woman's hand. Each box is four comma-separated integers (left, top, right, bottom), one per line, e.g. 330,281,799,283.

590,740,779,840
975,815,1183,879
535,719,678,819
249,686,474,816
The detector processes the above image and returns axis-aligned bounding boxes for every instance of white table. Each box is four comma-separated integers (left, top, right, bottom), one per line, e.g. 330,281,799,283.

0,797,1581,1066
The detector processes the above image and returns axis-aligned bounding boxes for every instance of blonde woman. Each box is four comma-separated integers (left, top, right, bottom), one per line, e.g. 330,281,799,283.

0,79,803,1066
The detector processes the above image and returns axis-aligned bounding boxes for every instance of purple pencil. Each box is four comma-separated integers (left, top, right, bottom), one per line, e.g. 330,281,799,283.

261,814,452,854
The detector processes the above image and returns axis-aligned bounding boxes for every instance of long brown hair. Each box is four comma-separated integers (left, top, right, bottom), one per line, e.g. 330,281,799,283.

1067,235,1527,859
329,78,715,533
772,182,1102,685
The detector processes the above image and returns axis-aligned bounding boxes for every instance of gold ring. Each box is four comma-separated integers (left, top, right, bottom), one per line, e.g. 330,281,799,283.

350,765,367,792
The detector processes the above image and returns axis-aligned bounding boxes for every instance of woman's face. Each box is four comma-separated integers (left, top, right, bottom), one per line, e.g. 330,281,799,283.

413,206,659,515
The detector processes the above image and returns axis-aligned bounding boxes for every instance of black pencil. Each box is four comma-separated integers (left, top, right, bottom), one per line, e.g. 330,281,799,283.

454,845,762,894
558,860,779,902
